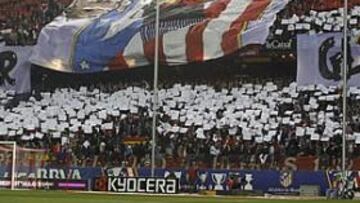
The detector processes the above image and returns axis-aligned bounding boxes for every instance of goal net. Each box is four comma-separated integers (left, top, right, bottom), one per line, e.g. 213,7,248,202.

0,141,50,190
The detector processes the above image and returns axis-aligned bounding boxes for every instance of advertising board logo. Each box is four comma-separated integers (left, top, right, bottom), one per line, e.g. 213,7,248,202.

280,171,293,188
0,179,54,189
164,171,182,179
108,177,178,194
244,174,253,191
265,39,293,50
211,173,226,190
106,167,127,177
2,168,82,180
197,172,208,190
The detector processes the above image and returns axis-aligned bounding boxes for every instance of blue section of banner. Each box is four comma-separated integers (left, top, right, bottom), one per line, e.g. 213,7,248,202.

72,1,143,72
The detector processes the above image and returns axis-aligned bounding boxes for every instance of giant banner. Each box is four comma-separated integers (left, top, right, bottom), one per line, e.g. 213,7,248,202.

30,0,288,73
297,33,360,86
0,46,32,94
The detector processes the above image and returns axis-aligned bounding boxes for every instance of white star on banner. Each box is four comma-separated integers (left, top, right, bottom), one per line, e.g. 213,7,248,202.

80,60,90,70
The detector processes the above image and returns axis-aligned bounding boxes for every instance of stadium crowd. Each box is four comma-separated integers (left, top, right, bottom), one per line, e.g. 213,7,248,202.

0,0,71,45
268,0,360,44
1,63,360,172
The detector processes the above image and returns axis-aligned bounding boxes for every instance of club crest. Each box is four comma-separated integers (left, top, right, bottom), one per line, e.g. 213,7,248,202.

280,171,293,188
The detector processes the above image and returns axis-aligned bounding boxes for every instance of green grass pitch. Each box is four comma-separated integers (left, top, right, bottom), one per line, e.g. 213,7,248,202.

0,190,355,203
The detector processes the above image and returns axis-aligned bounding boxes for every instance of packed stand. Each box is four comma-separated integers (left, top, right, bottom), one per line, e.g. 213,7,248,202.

0,0,72,46
1,68,360,171
267,0,360,43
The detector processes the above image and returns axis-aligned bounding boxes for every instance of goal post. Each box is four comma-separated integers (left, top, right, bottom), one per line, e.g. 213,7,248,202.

0,141,16,190
0,141,52,190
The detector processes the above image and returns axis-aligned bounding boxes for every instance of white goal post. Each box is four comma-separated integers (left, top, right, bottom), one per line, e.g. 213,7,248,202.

0,141,16,190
